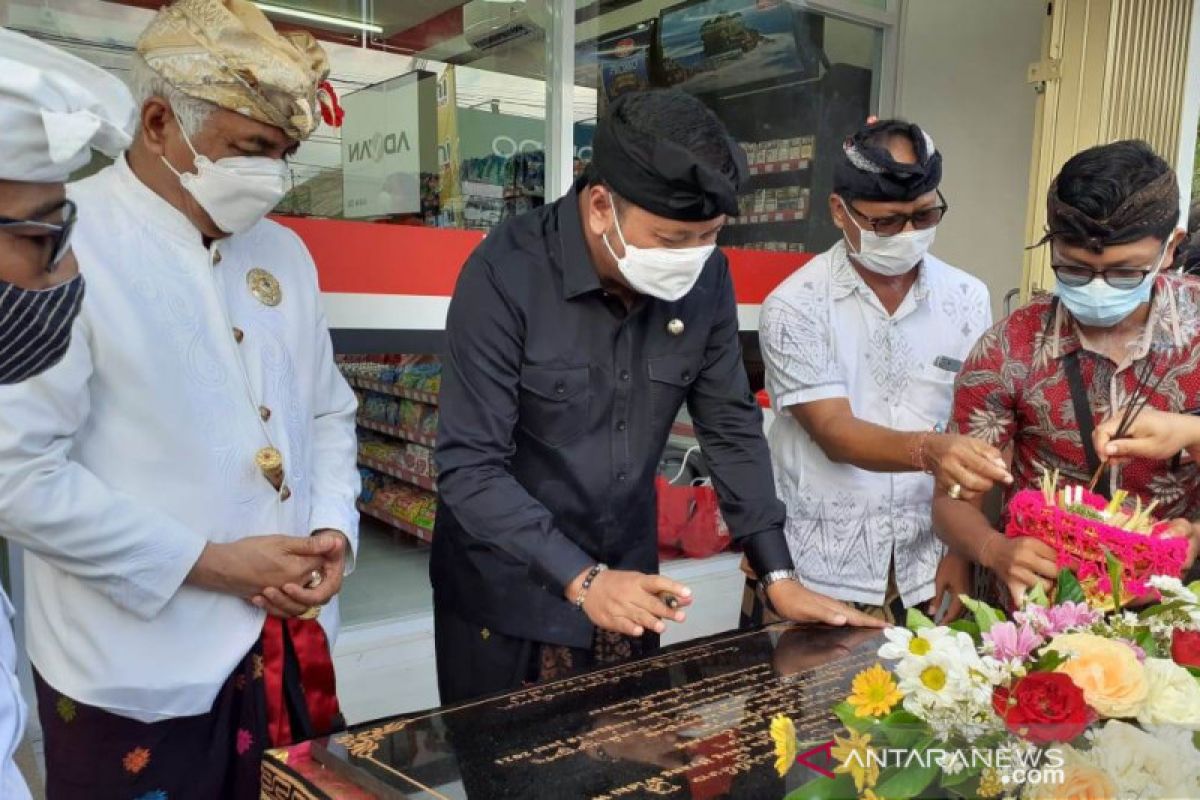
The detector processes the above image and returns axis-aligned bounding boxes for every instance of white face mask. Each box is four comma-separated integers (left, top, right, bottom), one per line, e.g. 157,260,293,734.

602,192,715,302
162,122,289,235
840,198,937,277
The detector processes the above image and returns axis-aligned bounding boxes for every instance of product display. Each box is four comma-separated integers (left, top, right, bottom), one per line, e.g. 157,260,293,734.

340,355,442,543
740,135,815,168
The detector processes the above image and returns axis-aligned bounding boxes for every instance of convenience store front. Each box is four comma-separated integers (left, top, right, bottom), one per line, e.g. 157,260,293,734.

4,0,1199,725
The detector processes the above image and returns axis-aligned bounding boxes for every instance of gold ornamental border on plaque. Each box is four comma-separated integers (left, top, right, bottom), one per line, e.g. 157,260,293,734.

260,756,324,800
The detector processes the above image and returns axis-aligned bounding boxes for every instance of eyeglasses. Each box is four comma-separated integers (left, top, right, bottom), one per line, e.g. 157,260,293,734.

843,191,949,237
1050,243,1168,290
0,199,77,273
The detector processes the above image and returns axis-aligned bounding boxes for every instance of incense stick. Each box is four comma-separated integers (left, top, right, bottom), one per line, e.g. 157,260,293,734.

1087,354,1166,492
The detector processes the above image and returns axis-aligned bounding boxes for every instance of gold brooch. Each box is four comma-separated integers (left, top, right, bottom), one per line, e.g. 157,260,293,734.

256,446,284,490
247,268,282,307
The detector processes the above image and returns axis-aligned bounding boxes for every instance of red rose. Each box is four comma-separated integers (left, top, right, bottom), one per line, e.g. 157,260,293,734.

1172,629,1200,669
992,672,1096,745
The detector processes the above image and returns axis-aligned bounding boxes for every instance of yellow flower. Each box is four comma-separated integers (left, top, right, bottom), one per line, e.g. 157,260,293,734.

861,791,885,800
770,714,797,777
832,730,879,792
977,768,1004,798
848,664,903,718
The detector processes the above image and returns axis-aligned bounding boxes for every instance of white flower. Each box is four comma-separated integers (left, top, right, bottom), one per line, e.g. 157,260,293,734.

1138,658,1200,729
1148,575,1196,602
878,626,951,661
1084,720,1200,799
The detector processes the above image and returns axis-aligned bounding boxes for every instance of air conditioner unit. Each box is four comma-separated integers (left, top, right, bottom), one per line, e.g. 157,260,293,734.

462,0,544,52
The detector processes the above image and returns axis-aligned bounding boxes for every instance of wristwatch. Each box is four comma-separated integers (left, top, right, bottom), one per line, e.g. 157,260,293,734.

760,569,799,589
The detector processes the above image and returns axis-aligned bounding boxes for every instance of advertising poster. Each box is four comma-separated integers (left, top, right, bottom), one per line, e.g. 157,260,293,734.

597,21,656,104
341,70,437,219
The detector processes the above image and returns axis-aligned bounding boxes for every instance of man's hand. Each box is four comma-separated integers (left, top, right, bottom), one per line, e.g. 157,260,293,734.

983,535,1058,607
256,530,351,619
924,433,1012,502
567,568,692,637
765,580,887,628
1095,407,1200,463
928,552,970,622
186,534,333,601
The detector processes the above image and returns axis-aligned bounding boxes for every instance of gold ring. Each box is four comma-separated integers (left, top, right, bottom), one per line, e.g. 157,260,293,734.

306,569,323,589
948,483,963,500
298,605,321,620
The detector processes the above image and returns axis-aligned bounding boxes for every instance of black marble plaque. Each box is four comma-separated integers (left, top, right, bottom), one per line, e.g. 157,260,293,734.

309,624,885,799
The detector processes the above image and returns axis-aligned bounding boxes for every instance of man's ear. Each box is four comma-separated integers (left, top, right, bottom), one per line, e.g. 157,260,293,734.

586,184,616,238
140,96,176,158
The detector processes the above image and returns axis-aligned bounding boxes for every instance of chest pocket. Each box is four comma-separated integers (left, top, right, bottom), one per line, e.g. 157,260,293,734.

648,352,702,423
518,364,590,447
901,362,957,431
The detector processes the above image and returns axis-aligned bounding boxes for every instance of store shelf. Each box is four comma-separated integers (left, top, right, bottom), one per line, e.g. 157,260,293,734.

357,416,437,448
748,158,810,176
357,500,433,544
728,210,807,227
358,453,437,491
347,377,439,406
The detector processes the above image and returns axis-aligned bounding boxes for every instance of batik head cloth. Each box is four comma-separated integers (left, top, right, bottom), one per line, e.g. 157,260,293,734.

591,90,748,222
833,119,942,201
1042,169,1179,254
136,0,331,140
0,28,136,182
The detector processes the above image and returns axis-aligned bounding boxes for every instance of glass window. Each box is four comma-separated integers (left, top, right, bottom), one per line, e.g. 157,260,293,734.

575,0,883,255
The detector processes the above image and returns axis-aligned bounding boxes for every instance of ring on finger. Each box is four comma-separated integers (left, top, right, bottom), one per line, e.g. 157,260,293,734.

298,605,321,620
948,483,963,500
306,569,323,589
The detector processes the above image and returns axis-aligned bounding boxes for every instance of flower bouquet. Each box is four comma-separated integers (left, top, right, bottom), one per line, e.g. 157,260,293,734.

1005,470,1188,604
776,566,1200,800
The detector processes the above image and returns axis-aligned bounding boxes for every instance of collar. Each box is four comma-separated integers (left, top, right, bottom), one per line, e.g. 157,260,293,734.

1048,273,1186,362
557,176,604,299
113,153,205,247
830,240,932,307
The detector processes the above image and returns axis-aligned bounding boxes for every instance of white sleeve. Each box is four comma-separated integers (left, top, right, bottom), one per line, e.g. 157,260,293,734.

299,244,361,573
0,316,208,620
759,291,848,410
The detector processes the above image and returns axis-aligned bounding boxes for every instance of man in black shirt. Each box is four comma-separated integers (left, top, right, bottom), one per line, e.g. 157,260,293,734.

431,90,883,705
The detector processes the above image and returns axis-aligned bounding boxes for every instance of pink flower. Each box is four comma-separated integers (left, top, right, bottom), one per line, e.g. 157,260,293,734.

1014,605,1050,632
236,728,254,756
984,620,1044,662
1044,602,1101,635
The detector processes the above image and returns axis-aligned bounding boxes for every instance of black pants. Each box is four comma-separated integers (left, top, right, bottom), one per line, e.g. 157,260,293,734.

434,604,656,706
35,647,267,800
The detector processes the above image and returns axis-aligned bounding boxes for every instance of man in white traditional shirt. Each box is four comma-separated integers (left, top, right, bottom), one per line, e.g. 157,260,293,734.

0,2,359,797
757,119,1008,624
0,27,141,800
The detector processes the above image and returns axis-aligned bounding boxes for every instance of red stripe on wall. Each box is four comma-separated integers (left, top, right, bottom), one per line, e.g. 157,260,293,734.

275,216,810,305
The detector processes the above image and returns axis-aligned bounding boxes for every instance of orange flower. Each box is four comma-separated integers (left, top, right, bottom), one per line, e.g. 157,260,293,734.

1049,633,1148,718
123,746,151,775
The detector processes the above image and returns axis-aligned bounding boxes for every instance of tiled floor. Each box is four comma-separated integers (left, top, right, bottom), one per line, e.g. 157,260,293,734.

340,519,433,626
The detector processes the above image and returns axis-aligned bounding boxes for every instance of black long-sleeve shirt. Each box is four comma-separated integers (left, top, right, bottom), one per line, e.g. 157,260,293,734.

430,178,794,649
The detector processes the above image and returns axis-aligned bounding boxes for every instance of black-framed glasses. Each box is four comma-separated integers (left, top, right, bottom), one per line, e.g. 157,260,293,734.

1050,242,1168,290
0,199,77,273
844,190,949,236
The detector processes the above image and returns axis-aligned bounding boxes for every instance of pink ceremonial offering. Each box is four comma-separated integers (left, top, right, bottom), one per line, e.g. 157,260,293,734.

1006,482,1188,601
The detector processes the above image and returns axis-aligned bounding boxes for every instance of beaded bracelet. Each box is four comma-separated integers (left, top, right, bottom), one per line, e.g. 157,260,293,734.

574,563,608,611
909,431,934,474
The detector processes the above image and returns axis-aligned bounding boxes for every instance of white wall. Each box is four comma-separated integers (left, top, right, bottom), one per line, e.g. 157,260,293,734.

895,0,1046,320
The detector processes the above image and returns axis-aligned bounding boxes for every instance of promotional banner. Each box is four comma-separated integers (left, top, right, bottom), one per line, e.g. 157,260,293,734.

341,70,437,219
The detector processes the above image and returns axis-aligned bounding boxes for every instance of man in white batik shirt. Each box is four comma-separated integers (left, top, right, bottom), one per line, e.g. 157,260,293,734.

758,119,1006,624
0,2,359,797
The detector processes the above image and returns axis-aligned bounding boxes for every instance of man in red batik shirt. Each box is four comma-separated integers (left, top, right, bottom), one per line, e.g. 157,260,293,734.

933,140,1200,606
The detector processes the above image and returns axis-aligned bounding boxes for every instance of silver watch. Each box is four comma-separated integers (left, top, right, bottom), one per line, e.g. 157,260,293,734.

760,569,799,588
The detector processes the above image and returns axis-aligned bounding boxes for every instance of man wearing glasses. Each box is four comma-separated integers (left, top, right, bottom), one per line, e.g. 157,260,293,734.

755,119,999,625
0,28,138,798
934,139,1200,606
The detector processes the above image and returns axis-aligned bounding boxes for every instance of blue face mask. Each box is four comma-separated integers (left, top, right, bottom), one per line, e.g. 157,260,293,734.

1054,247,1167,328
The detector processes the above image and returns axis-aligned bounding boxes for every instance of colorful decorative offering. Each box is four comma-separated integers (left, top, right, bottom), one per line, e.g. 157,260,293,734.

1005,470,1187,602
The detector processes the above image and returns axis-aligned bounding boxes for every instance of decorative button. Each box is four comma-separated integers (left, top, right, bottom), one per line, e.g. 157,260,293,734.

554,381,566,395
280,485,292,502
247,268,282,307
255,446,284,490
620,370,631,382
617,420,627,431
667,318,685,336
233,327,244,344
682,371,692,382
259,406,271,422
616,472,627,482
212,250,222,265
